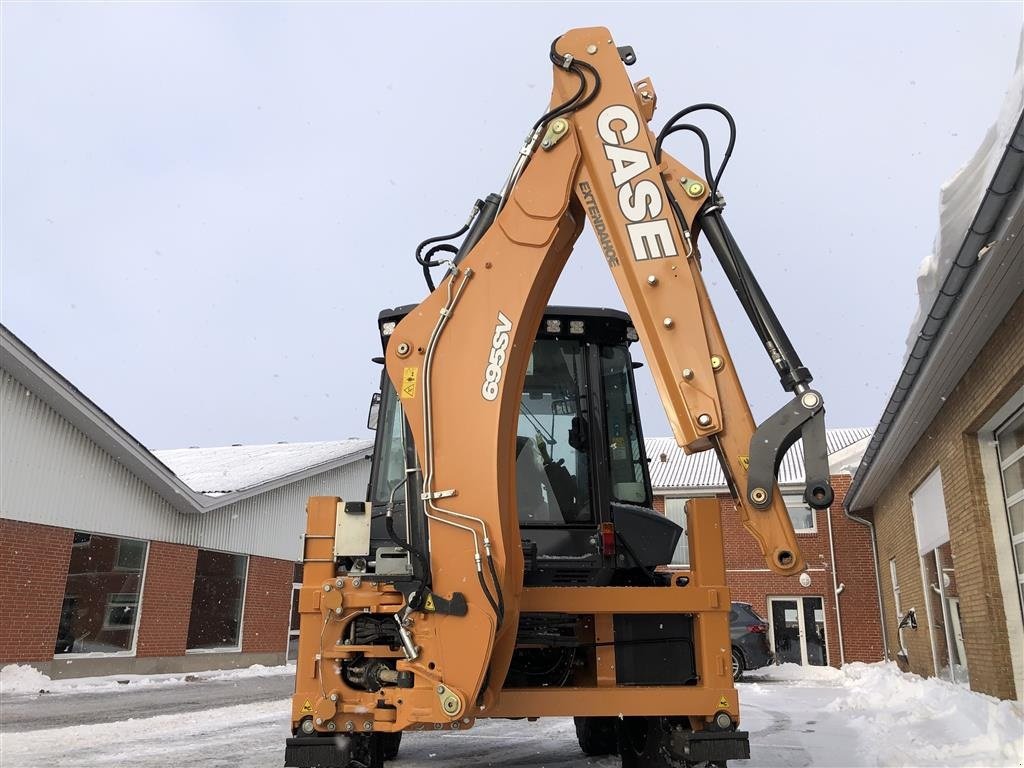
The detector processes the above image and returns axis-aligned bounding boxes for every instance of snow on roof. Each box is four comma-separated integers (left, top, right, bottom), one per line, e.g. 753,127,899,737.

646,427,872,491
154,439,373,495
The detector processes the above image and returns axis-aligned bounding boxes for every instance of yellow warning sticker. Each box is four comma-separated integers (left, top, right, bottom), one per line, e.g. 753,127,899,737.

401,367,418,399
423,594,436,612
301,699,313,713
717,695,730,709
738,456,750,471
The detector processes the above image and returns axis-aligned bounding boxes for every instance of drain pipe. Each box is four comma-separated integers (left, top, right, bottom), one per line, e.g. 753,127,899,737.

826,505,846,666
845,507,890,660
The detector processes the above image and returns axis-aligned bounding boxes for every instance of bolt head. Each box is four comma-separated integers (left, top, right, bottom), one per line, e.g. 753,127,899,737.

345,721,354,731
363,721,373,731
551,119,567,134
646,274,658,286
586,44,598,54
682,368,694,380
330,693,338,701
437,685,446,694
323,584,331,592
697,413,712,427
315,718,323,725
663,317,674,328
710,355,724,371
541,140,551,148
327,722,336,731
801,392,821,409
688,182,705,197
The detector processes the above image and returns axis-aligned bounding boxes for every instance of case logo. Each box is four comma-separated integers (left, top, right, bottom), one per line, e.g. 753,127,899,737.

597,104,678,261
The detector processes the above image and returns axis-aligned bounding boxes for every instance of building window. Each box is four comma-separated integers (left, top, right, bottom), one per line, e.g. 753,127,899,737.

784,495,817,534
996,406,1024,614
663,497,690,567
103,593,140,630
186,550,248,652
55,533,147,656
115,539,147,571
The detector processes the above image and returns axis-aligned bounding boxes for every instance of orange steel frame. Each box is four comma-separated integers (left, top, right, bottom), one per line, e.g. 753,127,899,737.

291,26,803,739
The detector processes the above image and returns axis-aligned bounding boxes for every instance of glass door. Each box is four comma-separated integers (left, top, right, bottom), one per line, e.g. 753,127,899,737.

769,596,827,666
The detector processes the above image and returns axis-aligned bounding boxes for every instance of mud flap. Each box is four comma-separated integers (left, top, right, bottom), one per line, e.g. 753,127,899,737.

670,730,751,763
284,735,354,768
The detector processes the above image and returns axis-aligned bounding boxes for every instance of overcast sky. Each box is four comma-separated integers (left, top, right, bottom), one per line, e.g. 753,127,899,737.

2,2,1021,450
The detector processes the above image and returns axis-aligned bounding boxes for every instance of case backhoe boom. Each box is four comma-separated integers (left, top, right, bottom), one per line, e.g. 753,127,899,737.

287,27,833,768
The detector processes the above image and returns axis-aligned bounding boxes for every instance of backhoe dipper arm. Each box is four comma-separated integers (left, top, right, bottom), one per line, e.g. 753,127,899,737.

384,27,829,715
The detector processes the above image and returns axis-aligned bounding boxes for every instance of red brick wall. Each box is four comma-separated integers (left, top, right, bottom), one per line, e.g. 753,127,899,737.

136,542,198,657
0,519,72,662
655,472,883,666
241,555,293,653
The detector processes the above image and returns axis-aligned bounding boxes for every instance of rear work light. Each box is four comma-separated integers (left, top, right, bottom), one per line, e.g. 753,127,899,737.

600,523,616,557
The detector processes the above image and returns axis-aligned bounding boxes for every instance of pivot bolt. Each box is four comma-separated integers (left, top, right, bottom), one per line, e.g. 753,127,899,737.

750,487,768,505
396,342,411,358
551,118,567,134
697,413,713,427
801,392,821,409
684,180,705,198
710,355,724,371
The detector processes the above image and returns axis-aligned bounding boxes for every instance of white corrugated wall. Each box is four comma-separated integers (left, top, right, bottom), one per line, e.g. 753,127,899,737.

0,369,370,560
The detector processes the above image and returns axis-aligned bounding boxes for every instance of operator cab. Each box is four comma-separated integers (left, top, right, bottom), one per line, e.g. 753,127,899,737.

367,305,682,587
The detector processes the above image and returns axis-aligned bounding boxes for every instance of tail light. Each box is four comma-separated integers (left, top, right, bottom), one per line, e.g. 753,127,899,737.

747,624,767,634
600,523,616,557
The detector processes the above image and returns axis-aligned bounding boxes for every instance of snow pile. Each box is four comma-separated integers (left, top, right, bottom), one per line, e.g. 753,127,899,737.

1,662,294,696
905,32,1024,358
0,664,52,694
745,661,845,683
824,662,1023,767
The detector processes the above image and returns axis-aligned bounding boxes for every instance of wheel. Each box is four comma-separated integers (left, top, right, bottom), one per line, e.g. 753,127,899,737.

341,733,384,768
574,716,618,756
379,731,402,761
731,648,745,682
618,716,688,768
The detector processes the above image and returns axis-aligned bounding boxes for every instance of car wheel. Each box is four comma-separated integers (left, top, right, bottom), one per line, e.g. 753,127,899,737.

731,648,745,682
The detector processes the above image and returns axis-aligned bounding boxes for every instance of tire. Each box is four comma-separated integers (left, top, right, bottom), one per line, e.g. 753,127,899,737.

731,648,745,682
574,716,618,756
618,716,689,768
380,731,402,761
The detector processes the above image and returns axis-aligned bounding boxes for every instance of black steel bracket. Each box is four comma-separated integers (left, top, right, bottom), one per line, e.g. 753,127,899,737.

747,390,834,511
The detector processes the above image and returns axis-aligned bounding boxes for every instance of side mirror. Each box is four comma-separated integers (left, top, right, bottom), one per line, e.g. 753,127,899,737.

367,392,382,431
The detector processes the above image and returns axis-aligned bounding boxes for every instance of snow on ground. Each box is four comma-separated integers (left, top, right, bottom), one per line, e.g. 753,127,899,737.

0,662,294,696
2,662,1021,767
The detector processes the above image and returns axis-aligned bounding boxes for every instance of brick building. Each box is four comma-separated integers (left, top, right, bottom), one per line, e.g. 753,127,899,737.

647,429,884,671
845,101,1023,699
0,323,372,678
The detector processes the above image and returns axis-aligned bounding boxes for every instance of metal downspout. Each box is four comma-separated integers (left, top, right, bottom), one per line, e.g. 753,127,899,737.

826,505,846,665
845,507,890,660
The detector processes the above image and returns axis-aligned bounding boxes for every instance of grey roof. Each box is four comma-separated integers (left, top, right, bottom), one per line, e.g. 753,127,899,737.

645,428,873,492
846,113,1024,511
0,323,372,513
155,440,372,496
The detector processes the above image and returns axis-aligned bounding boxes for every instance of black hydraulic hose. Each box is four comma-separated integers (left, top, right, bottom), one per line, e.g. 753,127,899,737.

654,124,716,195
385,511,429,607
477,569,502,631
486,553,505,625
658,103,736,191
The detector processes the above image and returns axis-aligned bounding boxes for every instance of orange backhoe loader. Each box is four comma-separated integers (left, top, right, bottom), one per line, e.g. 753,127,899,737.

285,27,834,768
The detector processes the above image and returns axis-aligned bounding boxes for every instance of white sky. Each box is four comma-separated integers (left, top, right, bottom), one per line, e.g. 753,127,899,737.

2,2,1022,449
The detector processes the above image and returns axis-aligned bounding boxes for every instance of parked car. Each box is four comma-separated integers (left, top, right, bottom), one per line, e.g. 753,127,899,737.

730,601,773,681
